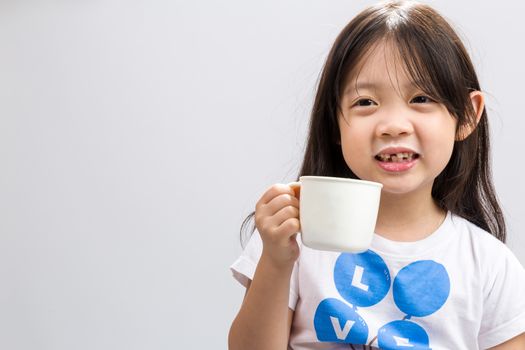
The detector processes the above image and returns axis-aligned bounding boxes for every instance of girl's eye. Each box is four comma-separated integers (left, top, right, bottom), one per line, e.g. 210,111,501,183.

411,95,435,104
354,98,377,107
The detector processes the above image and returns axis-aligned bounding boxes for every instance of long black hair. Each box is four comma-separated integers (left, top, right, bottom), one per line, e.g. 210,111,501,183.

241,0,505,245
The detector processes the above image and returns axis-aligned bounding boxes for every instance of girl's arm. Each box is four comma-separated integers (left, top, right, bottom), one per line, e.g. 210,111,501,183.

489,332,525,349
228,184,301,350
228,262,295,350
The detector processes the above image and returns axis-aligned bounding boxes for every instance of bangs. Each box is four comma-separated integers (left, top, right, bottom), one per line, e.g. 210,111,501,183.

390,4,479,124
392,36,447,104
392,26,465,119
341,37,444,102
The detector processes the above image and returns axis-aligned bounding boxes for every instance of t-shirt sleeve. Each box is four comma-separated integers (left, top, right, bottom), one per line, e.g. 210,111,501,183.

478,244,525,348
230,230,300,310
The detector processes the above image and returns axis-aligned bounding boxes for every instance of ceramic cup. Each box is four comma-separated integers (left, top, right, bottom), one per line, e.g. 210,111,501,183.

299,176,382,253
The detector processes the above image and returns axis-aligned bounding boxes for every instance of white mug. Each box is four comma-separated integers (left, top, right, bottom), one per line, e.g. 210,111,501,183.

299,176,382,253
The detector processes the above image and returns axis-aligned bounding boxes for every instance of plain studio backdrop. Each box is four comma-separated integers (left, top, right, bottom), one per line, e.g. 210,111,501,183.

0,0,523,349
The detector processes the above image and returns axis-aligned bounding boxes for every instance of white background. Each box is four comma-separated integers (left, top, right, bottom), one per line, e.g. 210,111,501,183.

0,1,523,349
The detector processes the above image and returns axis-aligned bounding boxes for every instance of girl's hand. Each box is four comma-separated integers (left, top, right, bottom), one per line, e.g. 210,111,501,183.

255,183,301,268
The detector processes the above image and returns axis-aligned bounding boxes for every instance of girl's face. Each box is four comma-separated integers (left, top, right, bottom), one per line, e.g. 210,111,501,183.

338,41,457,197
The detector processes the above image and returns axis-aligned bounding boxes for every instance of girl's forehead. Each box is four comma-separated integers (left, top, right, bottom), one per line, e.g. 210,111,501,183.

345,40,413,89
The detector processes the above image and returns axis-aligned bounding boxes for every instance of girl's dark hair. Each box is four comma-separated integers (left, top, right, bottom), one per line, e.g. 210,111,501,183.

241,0,505,245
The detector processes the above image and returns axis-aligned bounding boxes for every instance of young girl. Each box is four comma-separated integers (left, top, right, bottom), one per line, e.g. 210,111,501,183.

229,1,525,349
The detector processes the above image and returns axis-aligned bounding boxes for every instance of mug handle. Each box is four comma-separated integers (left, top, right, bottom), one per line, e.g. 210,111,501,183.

288,181,301,200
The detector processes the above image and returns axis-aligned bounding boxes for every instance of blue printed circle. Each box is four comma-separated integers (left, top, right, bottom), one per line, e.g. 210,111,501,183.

314,298,368,344
393,260,450,317
378,320,430,349
334,250,391,307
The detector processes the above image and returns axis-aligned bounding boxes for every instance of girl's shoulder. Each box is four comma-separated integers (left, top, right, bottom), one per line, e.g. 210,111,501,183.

450,213,524,275
450,213,514,254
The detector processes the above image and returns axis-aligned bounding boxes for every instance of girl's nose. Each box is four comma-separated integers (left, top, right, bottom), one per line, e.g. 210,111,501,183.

375,113,415,137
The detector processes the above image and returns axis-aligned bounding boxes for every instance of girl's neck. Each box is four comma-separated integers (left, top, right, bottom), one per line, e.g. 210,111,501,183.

375,191,446,242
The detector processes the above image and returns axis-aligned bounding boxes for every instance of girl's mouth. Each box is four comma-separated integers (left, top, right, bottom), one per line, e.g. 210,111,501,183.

374,152,420,172
374,152,420,162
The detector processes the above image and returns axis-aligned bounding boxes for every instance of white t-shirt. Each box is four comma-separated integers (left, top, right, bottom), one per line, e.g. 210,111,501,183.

230,212,525,349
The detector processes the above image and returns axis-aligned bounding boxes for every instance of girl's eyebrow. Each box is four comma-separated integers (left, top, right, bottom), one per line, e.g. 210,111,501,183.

342,82,379,97
344,80,423,95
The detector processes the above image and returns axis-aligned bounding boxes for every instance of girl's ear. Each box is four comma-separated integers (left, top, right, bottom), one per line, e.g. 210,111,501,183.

456,91,484,141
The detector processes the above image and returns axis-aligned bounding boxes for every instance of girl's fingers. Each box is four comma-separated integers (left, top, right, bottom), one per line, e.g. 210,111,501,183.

255,183,301,240
269,205,300,229
256,184,296,208
263,193,299,217
256,204,299,235
275,217,301,238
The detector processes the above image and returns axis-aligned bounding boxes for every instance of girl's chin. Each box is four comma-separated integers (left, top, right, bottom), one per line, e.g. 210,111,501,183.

351,172,430,195
381,188,419,196
379,181,433,197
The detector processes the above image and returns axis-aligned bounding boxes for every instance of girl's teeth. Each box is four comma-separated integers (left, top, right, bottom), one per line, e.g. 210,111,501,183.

378,153,415,162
